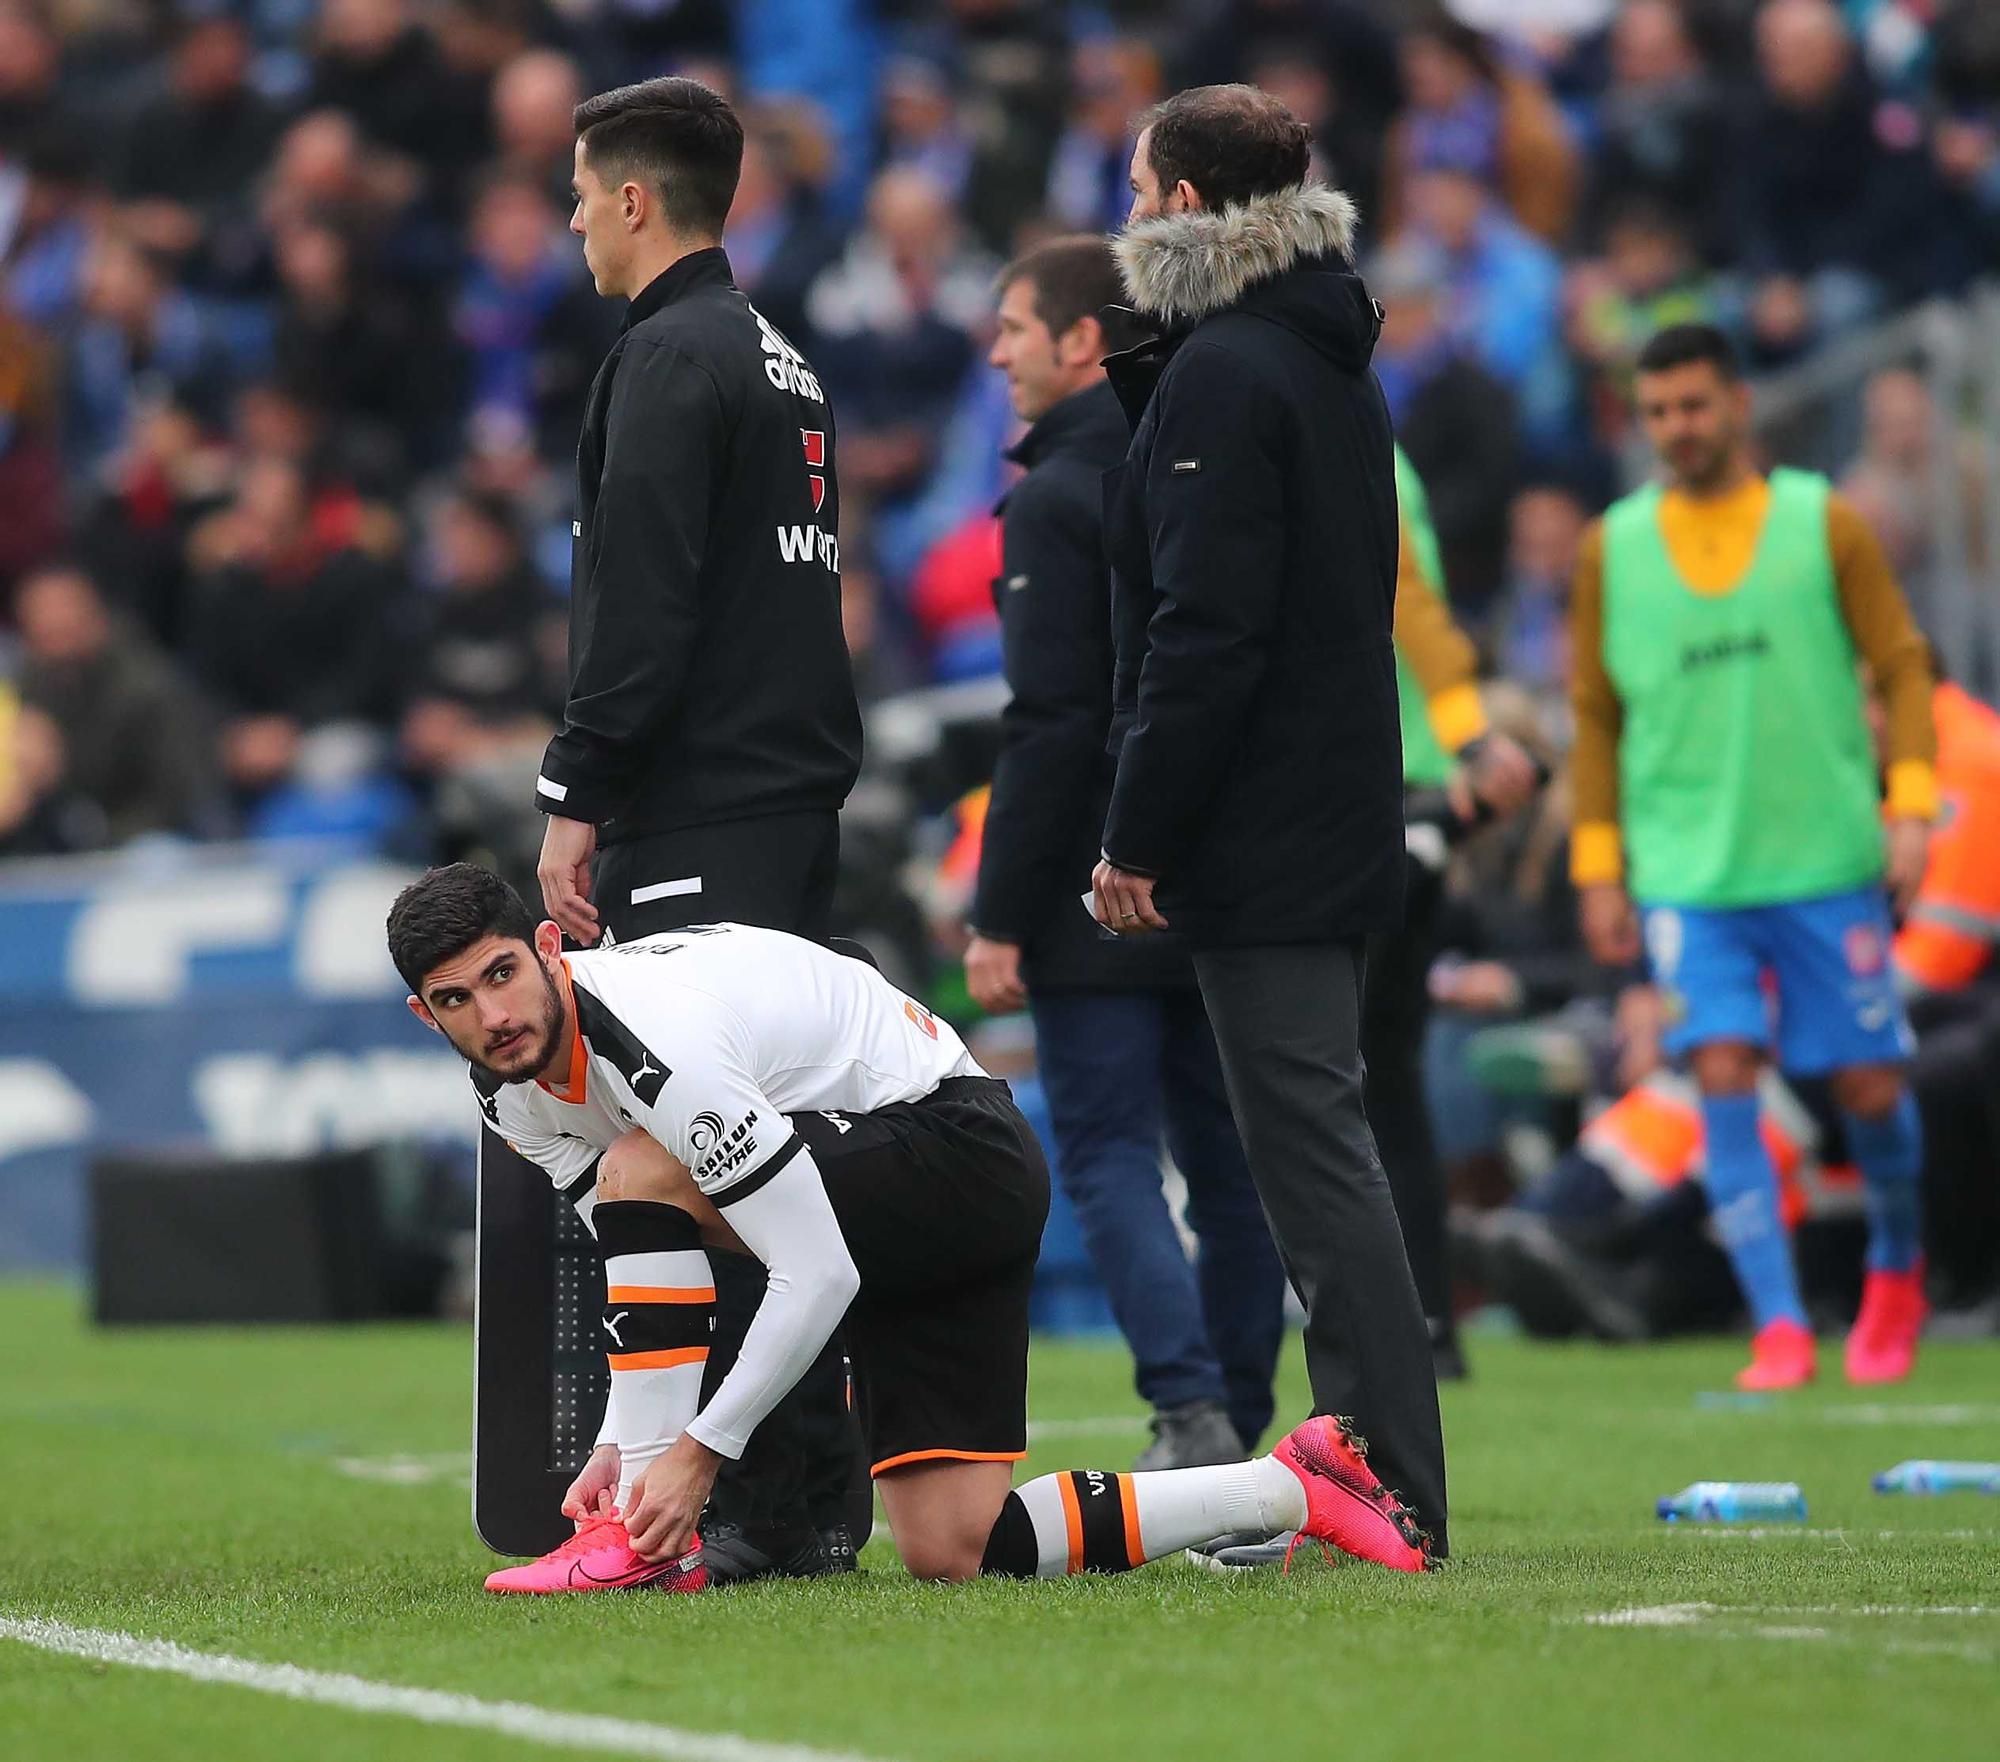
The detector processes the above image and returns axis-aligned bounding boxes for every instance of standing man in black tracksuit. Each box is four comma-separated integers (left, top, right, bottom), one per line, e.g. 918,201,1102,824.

963,237,1286,1468
1090,85,1448,1558
534,76,863,1582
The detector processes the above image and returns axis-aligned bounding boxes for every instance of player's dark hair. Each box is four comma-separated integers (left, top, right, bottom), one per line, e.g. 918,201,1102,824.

1636,322,1742,381
387,863,539,995
995,235,1145,353
1139,84,1311,212
573,76,743,238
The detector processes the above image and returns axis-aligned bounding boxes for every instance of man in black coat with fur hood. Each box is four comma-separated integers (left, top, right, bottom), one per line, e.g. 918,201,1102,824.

1090,84,1448,1560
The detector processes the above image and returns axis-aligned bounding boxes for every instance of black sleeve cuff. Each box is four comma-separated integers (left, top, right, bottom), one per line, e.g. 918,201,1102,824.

536,739,623,824
710,1133,805,1208
1099,847,1161,880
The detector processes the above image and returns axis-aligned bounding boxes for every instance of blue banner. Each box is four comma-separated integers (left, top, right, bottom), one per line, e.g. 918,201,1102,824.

0,848,469,1270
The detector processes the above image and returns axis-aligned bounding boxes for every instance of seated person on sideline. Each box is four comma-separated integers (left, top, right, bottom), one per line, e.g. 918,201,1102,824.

387,865,1436,1588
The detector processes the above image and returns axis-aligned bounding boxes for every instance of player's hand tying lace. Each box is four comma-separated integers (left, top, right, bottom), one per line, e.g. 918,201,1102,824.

625,1433,723,1561
562,1442,620,1525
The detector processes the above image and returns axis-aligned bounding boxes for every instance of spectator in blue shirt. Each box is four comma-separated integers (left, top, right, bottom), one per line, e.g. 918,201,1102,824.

64,225,237,487
453,173,580,442
1400,149,1572,458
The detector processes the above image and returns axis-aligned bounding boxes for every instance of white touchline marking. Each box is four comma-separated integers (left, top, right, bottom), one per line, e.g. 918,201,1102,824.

1584,1592,1992,1648
0,1616,893,1762
1024,1416,1148,1441
1592,1600,2000,1616
1819,1403,2000,1426
1585,1603,1717,1627
1666,1527,1986,1541
331,1453,471,1487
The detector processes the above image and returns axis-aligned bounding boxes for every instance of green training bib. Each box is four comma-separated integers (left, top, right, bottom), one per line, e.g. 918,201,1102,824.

1393,446,1452,787
1602,468,1883,907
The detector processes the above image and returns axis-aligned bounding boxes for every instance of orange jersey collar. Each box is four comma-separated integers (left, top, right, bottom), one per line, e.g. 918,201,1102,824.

536,957,588,1105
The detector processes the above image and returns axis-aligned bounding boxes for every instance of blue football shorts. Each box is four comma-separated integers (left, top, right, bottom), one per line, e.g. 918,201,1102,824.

1640,886,1914,1073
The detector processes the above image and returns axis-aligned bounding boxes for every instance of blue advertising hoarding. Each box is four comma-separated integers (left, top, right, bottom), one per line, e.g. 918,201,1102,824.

0,846,471,1270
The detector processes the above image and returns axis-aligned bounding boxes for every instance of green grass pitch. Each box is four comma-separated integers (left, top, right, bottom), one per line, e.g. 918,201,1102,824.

1,1280,1994,1762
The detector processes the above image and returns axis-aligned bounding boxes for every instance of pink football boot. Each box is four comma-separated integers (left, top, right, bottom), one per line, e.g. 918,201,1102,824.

1272,1415,1433,1574
1736,1318,1818,1392
484,1514,707,1594
1845,1265,1927,1386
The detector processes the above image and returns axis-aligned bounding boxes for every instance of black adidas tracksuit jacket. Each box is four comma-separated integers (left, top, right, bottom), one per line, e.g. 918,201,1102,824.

536,248,861,844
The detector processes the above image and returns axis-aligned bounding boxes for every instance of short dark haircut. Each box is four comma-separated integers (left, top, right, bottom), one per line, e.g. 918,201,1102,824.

1139,84,1311,212
573,76,743,238
1635,322,1741,381
996,236,1144,353
387,863,539,995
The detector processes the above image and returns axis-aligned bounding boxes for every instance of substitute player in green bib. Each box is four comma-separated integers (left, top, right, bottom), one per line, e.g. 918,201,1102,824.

1570,324,1936,1391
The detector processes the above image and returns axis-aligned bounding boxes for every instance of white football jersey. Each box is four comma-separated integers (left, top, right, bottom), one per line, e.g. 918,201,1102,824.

477,924,981,1207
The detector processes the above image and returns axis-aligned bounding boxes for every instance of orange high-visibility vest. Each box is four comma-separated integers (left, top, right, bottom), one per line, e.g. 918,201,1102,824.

1581,1071,1861,1230
1895,683,2000,993
939,786,990,895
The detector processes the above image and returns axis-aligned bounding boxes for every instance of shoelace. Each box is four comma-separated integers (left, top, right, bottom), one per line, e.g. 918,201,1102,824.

545,1514,627,1562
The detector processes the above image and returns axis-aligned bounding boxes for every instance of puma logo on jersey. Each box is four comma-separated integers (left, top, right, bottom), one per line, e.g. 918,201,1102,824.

622,1048,669,1105
602,1310,630,1348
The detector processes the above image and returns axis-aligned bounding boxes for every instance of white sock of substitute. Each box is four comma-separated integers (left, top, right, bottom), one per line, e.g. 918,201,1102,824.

591,1200,714,1512
988,1459,1306,1577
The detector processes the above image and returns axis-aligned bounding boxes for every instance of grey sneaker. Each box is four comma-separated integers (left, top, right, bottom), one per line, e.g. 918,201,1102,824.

1133,1399,1243,1472
1184,1530,1293,1572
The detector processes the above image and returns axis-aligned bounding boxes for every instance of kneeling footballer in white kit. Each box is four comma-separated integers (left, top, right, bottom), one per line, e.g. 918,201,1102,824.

388,864,1433,1587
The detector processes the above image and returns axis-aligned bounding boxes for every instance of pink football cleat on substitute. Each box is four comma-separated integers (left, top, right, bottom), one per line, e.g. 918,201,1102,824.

1272,1414,1433,1573
484,1514,707,1594
1735,1318,1817,1392
1844,1265,1927,1386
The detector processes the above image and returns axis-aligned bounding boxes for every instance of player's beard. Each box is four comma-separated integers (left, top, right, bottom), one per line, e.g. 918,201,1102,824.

1669,430,1735,493
469,962,567,1085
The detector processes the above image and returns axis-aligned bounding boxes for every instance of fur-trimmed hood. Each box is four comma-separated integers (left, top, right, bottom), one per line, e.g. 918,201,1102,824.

1114,183,1359,325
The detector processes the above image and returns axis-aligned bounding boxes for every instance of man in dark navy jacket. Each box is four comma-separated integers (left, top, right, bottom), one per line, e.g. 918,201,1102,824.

965,237,1285,1467
1091,85,1448,1556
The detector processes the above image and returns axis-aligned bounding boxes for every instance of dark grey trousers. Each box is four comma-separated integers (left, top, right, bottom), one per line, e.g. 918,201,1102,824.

1192,940,1450,1554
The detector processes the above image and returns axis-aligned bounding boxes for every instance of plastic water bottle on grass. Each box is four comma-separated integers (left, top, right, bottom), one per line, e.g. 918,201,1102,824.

1871,1461,2000,1495
1657,1482,1808,1523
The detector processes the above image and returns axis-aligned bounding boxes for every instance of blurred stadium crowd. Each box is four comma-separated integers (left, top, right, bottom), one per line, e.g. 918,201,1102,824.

1,0,1998,1316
